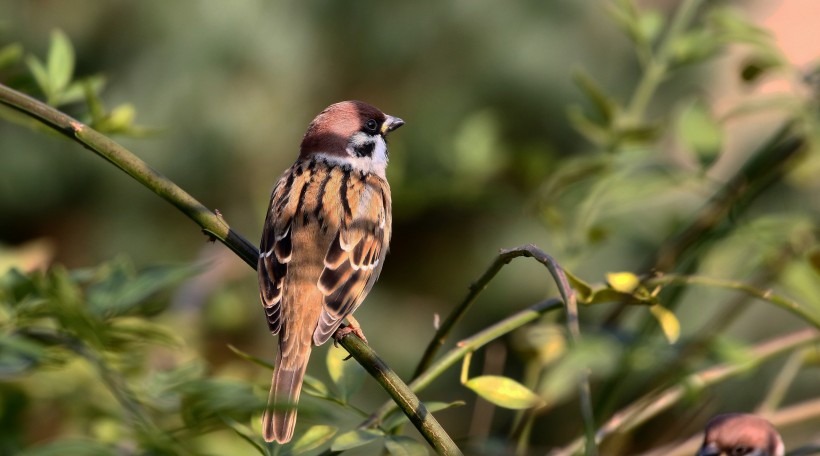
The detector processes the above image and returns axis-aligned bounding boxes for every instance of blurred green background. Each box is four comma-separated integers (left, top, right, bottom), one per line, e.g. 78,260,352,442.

1,0,819,454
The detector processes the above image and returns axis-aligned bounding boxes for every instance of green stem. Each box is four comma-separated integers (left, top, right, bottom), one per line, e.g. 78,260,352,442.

625,0,704,121
645,274,820,329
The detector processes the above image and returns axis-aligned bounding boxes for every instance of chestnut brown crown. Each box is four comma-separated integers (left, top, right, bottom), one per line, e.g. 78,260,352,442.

696,414,784,456
299,100,403,158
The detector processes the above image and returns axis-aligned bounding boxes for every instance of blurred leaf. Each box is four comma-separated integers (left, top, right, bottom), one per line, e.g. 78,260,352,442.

464,375,542,410
384,435,428,456
24,55,49,97
382,401,466,430
540,336,620,402
0,333,46,377
289,425,338,455
514,324,566,366
678,100,722,168
636,10,664,45
670,30,720,67
302,374,331,398
96,103,136,134
567,105,610,146
709,8,772,47
59,75,105,107
711,337,754,368
46,30,75,97
326,345,365,403
0,42,23,69
221,416,267,456
606,271,640,293
331,429,384,451
87,261,199,319
177,378,262,430
649,304,680,344
107,317,182,349
572,69,617,124
17,439,115,456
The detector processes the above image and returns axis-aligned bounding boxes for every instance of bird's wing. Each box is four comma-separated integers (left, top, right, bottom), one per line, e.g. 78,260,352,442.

313,174,390,345
258,169,297,335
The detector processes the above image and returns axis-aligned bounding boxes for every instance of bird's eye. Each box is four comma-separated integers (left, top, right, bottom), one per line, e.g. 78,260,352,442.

365,119,379,133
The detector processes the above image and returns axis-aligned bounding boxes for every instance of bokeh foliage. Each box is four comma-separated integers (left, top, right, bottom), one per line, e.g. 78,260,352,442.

1,0,820,454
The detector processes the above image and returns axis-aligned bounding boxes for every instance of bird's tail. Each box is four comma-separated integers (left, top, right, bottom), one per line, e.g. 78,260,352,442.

262,351,310,443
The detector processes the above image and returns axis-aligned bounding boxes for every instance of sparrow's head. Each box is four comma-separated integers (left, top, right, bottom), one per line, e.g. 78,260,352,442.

696,414,784,456
299,100,404,176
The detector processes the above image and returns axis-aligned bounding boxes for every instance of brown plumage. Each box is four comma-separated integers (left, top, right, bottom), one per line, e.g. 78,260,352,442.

258,101,403,443
696,413,784,456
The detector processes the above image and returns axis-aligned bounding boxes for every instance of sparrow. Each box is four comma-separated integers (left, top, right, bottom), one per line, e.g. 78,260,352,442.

696,413,784,456
257,100,404,443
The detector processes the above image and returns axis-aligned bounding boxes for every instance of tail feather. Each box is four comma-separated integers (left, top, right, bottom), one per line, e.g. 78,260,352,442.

262,352,309,443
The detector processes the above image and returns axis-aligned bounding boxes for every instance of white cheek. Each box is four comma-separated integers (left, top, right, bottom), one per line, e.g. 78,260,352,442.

342,133,389,178
371,135,388,166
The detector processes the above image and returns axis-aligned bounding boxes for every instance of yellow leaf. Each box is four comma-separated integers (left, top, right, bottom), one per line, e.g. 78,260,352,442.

606,271,640,293
464,375,542,410
650,304,680,344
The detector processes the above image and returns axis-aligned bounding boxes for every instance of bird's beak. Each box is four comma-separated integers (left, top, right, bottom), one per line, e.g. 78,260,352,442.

381,115,405,135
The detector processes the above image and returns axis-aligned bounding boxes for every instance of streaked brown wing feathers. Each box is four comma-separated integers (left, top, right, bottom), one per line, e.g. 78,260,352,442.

313,174,389,345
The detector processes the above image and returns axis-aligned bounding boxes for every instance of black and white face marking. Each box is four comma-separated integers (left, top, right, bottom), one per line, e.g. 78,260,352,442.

342,114,402,177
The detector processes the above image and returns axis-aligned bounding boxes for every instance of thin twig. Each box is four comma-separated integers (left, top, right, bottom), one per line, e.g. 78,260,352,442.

645,274,820,330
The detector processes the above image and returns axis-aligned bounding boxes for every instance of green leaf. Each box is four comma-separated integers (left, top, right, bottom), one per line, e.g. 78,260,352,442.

649,304,680,344
326,345,365,402
572,69,617,124
464,375,542,410
670,30,720,66
567,105,610,146
384,435,429,456
289,425,338,454
46,29,75,97
25,55,50,97
0,333,46,376
221,416,267,456
301,374,331,398
636,10,664,45
678,100,722,169
87,261,199,319
97,103,136,133
59,75,106,107
0,43,23,69
382,401,466,430
176,378,262,430
330,429,384,451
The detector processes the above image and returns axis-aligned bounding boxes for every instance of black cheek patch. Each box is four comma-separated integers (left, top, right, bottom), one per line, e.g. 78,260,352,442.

353,140,375,157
